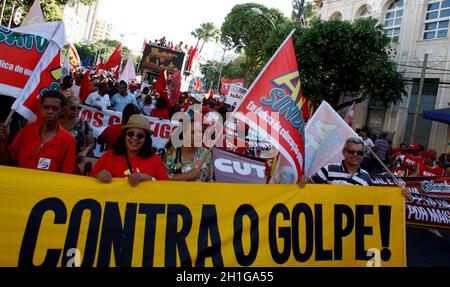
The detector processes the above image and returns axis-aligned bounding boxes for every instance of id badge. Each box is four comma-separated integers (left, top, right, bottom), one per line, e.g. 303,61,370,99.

37,158,51,170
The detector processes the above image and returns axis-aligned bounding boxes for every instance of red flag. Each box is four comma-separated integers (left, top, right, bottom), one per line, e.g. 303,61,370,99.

344,101,356,127
142,38,148,52
187,45,198,71
104,42,122,70
207,88,214,99
167,71,181,107
79,68,94,104
181,94,191,112
154,70,172,110
233,30,305,182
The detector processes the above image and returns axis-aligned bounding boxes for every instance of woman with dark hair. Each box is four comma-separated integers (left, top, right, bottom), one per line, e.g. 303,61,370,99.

150,96,170,119
90,114,168,185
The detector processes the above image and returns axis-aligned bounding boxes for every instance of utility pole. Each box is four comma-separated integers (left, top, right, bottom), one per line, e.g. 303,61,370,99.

7,1,15,28
0,0,7,25
410,53,428,144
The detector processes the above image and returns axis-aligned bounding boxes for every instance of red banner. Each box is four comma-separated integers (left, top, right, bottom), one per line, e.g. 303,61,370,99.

0,26,49,97
373,175,450,229
220,77,244,95
233,30,305,182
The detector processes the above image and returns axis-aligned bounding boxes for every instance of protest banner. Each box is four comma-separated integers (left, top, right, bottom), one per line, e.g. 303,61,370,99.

141,44,185,75
225,84,247,112
0,25,50,98
233,30,306,183
79,105,177,156
373,175,450,229
220,77,244,96
212,147,268,183
304,101,359,177
0,166,405,267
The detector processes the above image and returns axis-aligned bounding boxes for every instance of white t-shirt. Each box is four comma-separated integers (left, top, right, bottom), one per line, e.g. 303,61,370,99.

72,84,81,99
85,91,110,111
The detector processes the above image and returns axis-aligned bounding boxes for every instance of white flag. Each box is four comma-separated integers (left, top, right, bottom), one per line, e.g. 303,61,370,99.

118,53,136,83
21,0,45,27
304,101,359,177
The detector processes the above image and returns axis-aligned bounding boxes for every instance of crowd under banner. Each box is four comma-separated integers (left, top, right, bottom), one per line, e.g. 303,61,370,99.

0,166,405,267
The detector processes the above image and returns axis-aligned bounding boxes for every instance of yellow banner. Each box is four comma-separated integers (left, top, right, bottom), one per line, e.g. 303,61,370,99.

0,166,405,267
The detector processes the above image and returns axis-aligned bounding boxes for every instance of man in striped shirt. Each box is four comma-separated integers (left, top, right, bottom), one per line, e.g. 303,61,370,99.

310,137,374,186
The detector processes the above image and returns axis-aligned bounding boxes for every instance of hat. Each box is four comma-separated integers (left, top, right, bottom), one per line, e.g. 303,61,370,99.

408,143,421,150
421,151,437,158
122,114,151,132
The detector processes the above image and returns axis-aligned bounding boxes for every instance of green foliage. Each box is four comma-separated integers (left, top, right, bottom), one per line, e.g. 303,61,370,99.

1,0,99,26
191,22,220,53
220,3,289,84
74,39,130,66
200,60,222,90
262,18,407,110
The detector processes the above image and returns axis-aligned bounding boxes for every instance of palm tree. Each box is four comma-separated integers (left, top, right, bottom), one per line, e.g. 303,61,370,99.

191,22,220,53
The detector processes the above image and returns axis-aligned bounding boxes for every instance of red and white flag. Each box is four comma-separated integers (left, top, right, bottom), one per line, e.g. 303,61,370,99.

233,30,306,183
68,43,80,68
11,21,66,122
344,101,356,127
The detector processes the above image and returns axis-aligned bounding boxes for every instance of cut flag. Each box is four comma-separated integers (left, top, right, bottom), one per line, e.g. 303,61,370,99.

20,0,45,27
118,53,136,83
344,101,356,127
68,43,80,68
79,68,94,104
104,42,122,70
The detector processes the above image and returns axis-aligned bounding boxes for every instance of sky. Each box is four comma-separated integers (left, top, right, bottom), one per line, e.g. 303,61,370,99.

97,0,294,59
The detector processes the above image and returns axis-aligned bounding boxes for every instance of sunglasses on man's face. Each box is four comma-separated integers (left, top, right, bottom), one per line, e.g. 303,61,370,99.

345,149,364,156
126,131,145,140
69,106,81,111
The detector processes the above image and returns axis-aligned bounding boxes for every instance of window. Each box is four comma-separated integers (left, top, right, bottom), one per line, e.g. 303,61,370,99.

330,12,342,20
424,0,450,39
357,5,369,19
384,0,404,43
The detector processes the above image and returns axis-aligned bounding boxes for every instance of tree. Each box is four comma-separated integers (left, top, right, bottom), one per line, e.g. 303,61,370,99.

220,3,289,84
263,18,407,111
199,60,222,91
191,22,220,53
0,0,100,26
74,39,130,66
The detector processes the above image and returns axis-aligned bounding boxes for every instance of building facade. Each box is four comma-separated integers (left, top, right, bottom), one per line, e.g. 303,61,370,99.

92,19,112,42
316,0,450,154
63,0,101,43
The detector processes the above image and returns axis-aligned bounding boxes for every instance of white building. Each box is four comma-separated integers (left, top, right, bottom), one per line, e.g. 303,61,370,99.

63,0,101,43
316,0,450,154
92,19,112,42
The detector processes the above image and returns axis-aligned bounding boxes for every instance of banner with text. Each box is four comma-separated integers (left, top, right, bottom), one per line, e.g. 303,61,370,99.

0,166,404,267
225,84,247,112
79,105,177,156
0,25,49,98
373,175,450,229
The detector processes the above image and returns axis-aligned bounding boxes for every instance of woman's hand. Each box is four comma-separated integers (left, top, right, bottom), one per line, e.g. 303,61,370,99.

95,169,112,183
128,172,154,187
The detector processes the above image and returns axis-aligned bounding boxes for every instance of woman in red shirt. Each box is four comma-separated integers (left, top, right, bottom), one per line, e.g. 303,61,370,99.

90,114,168,185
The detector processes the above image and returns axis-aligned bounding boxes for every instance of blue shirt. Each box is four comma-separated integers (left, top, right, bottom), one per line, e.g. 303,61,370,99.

110,92,138,112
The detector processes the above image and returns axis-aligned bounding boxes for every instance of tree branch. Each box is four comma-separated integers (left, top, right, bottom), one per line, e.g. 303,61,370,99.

335,96,364,111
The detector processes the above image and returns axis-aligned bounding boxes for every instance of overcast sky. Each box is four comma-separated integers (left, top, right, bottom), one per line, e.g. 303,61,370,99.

97,0,295,58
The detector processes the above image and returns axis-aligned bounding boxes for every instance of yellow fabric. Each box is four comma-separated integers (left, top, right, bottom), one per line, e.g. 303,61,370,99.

0,166,405,267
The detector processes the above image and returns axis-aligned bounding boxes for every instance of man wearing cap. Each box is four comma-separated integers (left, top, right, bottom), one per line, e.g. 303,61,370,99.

414,151,444,177
400,144,423,176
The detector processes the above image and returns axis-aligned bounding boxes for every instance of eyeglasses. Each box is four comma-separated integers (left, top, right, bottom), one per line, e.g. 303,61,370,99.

126,131,145,140
345,149,364,156
69,106,81,111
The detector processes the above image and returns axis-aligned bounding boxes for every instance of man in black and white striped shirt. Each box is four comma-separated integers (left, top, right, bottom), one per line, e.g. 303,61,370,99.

310,137,374,186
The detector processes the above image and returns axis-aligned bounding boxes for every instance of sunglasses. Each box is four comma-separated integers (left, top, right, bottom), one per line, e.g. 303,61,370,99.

69,106,81,111
345,149,364,156
126,131,145,140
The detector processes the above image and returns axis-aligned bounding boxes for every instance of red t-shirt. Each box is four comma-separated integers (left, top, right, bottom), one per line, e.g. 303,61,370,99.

90,149,168,180
150,108,170,119
417,162,444,177
401,154,423,176
98,124,122,150
9,122,76,174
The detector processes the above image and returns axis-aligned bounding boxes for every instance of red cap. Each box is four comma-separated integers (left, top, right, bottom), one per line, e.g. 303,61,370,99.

421,151,436,158
408,143,421,150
